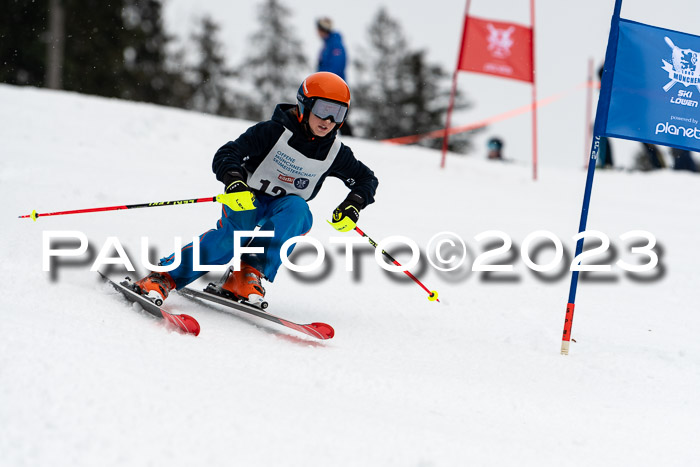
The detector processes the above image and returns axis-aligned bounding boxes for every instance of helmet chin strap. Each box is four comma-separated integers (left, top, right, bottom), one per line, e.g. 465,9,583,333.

300,109,316,138
294,104,313,137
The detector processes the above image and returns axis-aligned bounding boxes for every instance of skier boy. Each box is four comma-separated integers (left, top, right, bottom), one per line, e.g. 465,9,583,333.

133,72,378,306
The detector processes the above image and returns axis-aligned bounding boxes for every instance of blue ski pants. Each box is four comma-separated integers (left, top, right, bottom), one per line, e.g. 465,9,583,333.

160,194,313,289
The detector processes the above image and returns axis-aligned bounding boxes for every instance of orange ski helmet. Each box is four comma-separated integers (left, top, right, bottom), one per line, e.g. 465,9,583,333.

296,72,350,126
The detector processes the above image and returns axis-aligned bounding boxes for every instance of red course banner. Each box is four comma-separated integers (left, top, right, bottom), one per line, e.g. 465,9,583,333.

458,16,533,83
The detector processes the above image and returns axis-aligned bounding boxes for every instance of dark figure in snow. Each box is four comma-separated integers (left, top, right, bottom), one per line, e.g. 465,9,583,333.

486,137,504,160
134,72,378,306
671,148,698,173
316,17,352,137
636,142,666,170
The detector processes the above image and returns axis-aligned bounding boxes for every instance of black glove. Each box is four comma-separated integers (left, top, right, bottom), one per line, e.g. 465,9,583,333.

223,171,249,193
329,193,365,232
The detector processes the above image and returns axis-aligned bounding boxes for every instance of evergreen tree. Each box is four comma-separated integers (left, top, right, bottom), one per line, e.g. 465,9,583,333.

398,50,473,152
352,8,407,140
240,0,308,121
353,8,474,152
120,0,191,107
60,0,129,97
1,0,191,108
186,16,238,117
0,0,49,86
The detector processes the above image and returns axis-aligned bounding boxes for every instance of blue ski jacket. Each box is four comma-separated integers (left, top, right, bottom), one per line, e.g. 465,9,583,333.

212,104,377,206
318,32,347,80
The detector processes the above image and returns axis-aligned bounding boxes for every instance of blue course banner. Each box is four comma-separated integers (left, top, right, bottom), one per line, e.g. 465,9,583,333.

606,19,700,152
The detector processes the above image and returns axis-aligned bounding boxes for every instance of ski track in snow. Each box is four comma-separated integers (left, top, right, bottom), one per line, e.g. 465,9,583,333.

1,84,699,467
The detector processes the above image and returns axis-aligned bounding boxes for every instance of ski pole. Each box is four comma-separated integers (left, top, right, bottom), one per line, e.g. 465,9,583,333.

19,195,221,221
354,226,439,302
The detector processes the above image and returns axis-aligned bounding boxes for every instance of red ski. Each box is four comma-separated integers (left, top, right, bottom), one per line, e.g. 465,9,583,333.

99,272,200,336
178,286,334,340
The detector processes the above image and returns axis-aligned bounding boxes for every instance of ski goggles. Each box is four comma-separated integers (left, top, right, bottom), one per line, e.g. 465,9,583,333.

310,99,348,123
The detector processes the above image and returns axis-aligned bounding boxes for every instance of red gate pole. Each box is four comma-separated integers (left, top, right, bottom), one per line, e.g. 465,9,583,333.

441,0,472,169
530,0,538,181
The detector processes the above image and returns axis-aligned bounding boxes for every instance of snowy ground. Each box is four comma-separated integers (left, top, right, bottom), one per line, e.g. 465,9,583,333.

1,84,699,467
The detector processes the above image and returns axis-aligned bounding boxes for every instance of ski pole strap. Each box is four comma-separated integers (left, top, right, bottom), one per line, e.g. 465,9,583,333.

354,226,439,302
19,196,218,221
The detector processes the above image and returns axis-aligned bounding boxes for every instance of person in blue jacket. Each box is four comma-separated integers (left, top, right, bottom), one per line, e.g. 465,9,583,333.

134,72,378,306
316,17,353,136
317,17,346,79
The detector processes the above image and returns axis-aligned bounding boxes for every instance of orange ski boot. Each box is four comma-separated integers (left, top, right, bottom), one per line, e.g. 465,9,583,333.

134,272,176,306
221,262,265,305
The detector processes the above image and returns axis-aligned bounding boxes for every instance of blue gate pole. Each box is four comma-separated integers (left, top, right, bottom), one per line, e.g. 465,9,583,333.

561,0,623,355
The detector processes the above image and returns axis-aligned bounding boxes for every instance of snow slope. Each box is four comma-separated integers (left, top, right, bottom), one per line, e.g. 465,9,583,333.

1,84,699,467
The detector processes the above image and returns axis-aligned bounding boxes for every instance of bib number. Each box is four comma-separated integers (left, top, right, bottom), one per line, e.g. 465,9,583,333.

259,179,287,197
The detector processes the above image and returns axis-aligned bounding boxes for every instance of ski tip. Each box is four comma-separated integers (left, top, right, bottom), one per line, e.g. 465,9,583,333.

180,315,201,336
179,314,201,336
310,322,335,339
163,311,201,336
